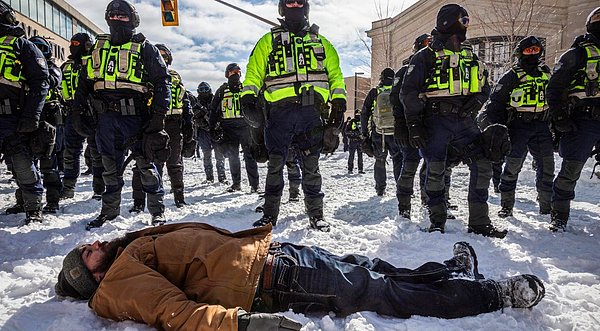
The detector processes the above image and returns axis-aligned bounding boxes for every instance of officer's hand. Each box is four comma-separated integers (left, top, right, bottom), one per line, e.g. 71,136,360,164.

241,94,263,129
145,113,166,133
407,122,428,149
552,117,577,133
71,110,95,137
394,123,410,148
182,121,195,143
238,310,302,331
361,135,375,158
329,99,346,129
16,117,39,133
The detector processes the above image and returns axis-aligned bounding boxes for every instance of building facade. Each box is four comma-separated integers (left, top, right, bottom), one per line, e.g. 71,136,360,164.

8,0,103,64
344,75,371,118
367,0,599,85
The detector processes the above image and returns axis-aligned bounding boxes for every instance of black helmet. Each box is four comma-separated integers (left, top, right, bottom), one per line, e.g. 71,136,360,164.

155,44,172,66
436,4,468,34
0,0,17,26
225,63,241,78
197,82,211,94
278,0,310,19
30,36,52,59
379,67,395,85
412,34,432,53
587,7,600,37
70,32,93,56
514,36,544,63
105,0,140,28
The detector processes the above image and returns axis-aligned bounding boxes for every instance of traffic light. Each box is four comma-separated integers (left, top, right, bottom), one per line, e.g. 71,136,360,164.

161,0,179,26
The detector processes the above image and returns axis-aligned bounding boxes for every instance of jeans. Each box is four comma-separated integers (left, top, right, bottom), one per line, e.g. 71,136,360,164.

257,243,502,319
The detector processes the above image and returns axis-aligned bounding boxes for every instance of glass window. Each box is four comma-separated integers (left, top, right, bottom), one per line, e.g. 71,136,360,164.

45,1,52,30
21,0,30,17
66,16,72,39
52,5,59,34
36,0,44,23
59,9,65,38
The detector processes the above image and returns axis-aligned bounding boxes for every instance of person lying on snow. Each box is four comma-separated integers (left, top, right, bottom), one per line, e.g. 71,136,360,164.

55,222,544,330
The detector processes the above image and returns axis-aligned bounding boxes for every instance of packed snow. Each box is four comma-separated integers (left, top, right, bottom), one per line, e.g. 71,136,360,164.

1,148,599,331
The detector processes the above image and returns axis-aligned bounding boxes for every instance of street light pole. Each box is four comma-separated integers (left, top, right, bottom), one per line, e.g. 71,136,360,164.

354,72,364,113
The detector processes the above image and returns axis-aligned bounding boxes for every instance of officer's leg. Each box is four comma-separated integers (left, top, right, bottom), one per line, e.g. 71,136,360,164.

396,146,421,215
296,108,325,219
241,127,260,189
135,154,165,216
226,141,242,187
201,145,214,181
96,113,126,218
62,115,86,198
130,165,145,210
387,135,403,182
165,119,185,199
87,134,105,198
286,152,301,200
10,148,43,212
499,123,529,212
372,133,388,194
348,143,355,171
39,152,62,209
214,144,227,182
528,122,555,214
357,143,364,172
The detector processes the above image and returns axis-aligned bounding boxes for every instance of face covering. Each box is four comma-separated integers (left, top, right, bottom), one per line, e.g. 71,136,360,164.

283,7,307,34
70,46,83,59
108,21,134,45
228,74,241,91
520,55,541,67
381,77,394,86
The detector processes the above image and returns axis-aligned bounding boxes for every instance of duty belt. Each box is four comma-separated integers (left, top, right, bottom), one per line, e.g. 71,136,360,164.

426,101,471,117
574,105,600,120
0,98,18,115
167,108,183,116
94,98,139,116
510,110,549,122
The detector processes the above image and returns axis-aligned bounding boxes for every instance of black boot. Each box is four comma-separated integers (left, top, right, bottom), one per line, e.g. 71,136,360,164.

495,274,545,308
468,224,508,238
549,212,568,232
42,202,60,214
174,192,187,208
398,209,411,220
498,207,513,218
309,216,331,232
129,200,145,213
86,214,117,230
253,215,276,227
60,188,75,200
24,211,43,225
226,183,241,192
151,213,166,226
5,203,24,214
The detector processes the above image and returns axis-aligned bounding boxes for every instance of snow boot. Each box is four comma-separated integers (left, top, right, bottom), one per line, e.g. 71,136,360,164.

498,207,513,218
549,212,568,232
468,224,508,239
23,211,43,225
151,213,166,226
253,215,276,227
495,274,545,308
309,216,331,232
42,202,60,214
86,214,117,230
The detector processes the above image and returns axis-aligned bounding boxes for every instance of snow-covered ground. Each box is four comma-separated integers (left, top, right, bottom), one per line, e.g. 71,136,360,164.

1,149,599,331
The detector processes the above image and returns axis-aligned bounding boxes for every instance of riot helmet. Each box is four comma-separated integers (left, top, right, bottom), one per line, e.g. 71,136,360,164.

69,32,92,58
278,0,310,20
586,7,600,39
30,36,52,59
225,63,241,78
156,44,173,66
105,0,139,44
435,4,469,41
0,0,17,26
379,67,395,86
413,34,432,53
514,36,544,67
197,82,212,95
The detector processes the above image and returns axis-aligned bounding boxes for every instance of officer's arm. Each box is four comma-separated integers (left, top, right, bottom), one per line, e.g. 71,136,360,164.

142,42,171,115
181,86,193,125
47,62,62,89
392,66,408,120
241,33,270,98
360,88,376,135
400,50,428,123
321,36,346,101
208,86,224,128
486,70,517,125
547,47,583,113
73,65,94,113
19,39,49,121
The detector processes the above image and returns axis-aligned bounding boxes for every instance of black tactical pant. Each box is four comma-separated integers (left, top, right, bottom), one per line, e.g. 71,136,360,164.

220,119,259,188
371,132,402,194
197,129,226,182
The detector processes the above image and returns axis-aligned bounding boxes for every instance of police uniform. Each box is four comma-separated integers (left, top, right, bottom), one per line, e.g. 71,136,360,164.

487,63,554,216
343,116,363,173
209,81,259,191
193,90,227,183
0,23,48,222
74,32,171,226
242,20,346,227
548,32,600,230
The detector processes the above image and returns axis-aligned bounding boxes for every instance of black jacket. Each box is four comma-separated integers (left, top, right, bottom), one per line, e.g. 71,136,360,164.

0,24,49,121
391,64,409,127
360,87,379,136
193,92,214,132
209,82,245,128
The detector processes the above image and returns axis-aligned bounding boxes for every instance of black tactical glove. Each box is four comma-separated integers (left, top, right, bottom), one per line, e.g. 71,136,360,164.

407,122,428,149
143,130,171,163
552,117,577,133
237,310,302,331
362,134,375,157
71,110,96,138
394,122,410,148
182,121,195,143
241,94,263,129
321,125,340,154
145,113,166,133
29,121,56,159
181,139,197,158
16,116,39,133
463,98,484,116
210,123,225,143
328,99,346,129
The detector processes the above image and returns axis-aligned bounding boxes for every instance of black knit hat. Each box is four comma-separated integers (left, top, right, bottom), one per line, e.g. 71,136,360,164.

436,4,468,33
55,245,98,300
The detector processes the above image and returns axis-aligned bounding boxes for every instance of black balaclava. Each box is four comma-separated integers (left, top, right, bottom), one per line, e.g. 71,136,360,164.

587,7,600,40
282,5,308,35
516,36,543,73
69,33,91,60
435,4,468,43
228,74,241,92
105,0,137,45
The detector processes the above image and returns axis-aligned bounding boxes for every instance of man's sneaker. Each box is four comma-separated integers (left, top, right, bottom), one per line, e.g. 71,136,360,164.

549,214,567,232
226,184,241,192
85,214,117,230
60,188,75,200
42,203,59,214
23,211,43,225
151,213,166,226
309,216,331,232
468,224,508,239
498,207,513,218
496,274,545,308
451,241,484,279
129,201,145,213
428,223,445,233
5,203,24,214
253,215,276,227
398,209,411,220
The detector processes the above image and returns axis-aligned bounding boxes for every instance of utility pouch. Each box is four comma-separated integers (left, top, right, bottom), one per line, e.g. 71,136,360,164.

585,81,599,97
301,86,315,106
29,121,56,159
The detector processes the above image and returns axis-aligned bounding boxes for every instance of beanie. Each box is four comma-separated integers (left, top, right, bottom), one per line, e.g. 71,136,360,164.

55,246,98,300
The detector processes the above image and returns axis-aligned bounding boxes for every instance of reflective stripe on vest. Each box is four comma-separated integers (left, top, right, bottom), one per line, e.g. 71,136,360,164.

568,42,600,99
221,87,242,119
88,35,148,94
168,69,184,114
0,35,24,89
422,48,485,98
509,67,549,113
263,27,329,103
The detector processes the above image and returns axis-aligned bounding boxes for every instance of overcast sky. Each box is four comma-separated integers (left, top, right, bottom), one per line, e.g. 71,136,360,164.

65,0,419,92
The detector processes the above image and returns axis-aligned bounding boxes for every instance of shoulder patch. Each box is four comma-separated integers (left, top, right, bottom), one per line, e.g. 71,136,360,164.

493,83,503,93
36,58,47,68
407,65,415,75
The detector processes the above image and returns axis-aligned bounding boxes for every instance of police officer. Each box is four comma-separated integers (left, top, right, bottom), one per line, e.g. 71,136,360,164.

344,110,364,174
362,68,402,196
486,36,554,218
28,36,64,214
391,34,431,219
193,82,227,184
400,4,506,237
0,0,48,224
548,7,600,232
73,0,171,229
209,63,260,193
60,33,106,201
130,44,193,211
241,0,347,231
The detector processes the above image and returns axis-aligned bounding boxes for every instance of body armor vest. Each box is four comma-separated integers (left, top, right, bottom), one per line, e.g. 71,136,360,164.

168,69,184,115
61,56,88,101
0,35,25,89
509,66,549,113
568,42,600,100
221,85,242,119
423,47,485,98
87,34,148,94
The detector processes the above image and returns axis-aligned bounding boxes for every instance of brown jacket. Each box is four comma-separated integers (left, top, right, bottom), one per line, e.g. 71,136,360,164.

89,222,273,331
